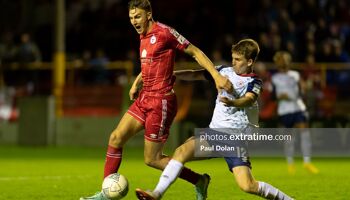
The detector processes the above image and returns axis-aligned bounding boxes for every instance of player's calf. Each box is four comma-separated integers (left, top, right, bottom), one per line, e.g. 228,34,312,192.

237,180,259,194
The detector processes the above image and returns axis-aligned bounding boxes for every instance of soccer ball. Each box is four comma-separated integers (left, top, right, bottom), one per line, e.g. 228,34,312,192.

102,173,129,199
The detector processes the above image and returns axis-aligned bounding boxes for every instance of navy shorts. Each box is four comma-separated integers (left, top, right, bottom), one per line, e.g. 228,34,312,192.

224,156,251,172
279,111,308,128
201,128,252,172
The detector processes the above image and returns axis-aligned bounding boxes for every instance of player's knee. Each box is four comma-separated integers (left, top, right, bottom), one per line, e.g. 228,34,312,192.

109,131,123,147
174,145,185,156
144,157,159,168
173,146,186,162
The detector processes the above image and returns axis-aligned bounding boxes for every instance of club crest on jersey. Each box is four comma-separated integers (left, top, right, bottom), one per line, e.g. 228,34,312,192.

141,49,147,58
150,35,156,44
235,80,245,88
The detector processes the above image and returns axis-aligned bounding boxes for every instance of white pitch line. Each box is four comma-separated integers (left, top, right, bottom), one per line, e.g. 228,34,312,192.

0,175,93,181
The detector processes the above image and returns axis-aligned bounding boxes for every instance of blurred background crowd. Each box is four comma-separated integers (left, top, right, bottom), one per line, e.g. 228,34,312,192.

1,0,349,62
0,0,349,126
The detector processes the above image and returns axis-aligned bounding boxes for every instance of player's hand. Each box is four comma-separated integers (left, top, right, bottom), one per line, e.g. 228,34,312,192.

219,96,234,107
129,86,139,100
215,75,233,93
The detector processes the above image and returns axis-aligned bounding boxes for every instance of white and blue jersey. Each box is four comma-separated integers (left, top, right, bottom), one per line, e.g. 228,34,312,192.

204,65,262,129
271,70,306,116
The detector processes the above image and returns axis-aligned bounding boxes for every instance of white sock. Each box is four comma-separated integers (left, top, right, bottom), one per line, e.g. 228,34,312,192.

258,181,293,200
300,129,312,163
154,159,184,195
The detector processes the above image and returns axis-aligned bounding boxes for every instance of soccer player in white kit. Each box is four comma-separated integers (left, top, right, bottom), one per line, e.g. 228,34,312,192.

136,39,294,200
271,51,319,175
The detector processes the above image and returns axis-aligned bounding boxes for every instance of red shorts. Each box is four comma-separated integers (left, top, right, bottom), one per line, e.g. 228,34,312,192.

127,91,177,143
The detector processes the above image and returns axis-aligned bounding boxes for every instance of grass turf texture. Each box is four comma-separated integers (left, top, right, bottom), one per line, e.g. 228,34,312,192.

0,146,349,200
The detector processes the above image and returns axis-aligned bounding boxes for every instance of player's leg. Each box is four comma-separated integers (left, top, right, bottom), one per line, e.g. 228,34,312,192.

295,117,319,174
232,166,294,200
137,137,210,200
147,138,196,197
232,166,259,194
284,133,296,174
103,96,147,177
80,104,145,200
142,93,204,184
137,94,209,199
104,112,144,177
137,138,193,199
280,113,296,174
172,137,211,200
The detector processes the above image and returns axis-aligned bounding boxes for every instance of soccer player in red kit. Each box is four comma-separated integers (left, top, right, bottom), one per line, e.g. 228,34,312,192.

80,0,232,200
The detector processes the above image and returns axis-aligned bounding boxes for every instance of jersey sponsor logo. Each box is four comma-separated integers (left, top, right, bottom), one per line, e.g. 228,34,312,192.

150,133,157,139
169,28,180,37
169,28,186,45
141,49,147,58
177,35,186,44
150,35,156,44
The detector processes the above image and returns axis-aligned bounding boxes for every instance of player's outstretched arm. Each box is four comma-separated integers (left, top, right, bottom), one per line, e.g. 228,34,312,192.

174,69,207,81
184,44,233,92
129,72,143,100
220,92,257,108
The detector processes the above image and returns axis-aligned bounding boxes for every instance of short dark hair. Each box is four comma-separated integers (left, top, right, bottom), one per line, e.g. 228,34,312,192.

232,39,260,62
128,0,152,12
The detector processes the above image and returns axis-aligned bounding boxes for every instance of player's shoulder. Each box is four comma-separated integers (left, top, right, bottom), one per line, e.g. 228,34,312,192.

216,65,232,73
287,70,300,76
156,22,177,35
156,22,170,30
237,72,261,81
287,70,300,80
244,73,262,85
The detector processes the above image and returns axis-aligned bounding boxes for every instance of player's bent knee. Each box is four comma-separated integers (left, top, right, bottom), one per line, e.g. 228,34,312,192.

144,157,160,169
173,147,186,160
109,132,123,147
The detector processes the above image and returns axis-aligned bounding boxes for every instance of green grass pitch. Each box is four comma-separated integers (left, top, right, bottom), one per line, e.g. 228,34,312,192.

0,146,349,200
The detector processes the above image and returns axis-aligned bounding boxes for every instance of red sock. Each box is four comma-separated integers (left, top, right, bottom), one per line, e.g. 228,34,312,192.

104,146,123,178
178,167,201,185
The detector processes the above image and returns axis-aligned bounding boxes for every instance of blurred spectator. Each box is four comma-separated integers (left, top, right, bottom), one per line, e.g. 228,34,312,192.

258,32,274,61
0,0,349,117
14,32,42,63
254,62,276,124
316,40,337,62
11,32,42,93
333,39,350,62
0,86,18,122
0,31,16,63
126,49,140,78
302,54,322,118
87,49,110,85
0,0,349,63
